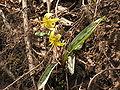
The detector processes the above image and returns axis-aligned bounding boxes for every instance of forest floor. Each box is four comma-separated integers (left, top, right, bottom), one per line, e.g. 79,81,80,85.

0,0,120,90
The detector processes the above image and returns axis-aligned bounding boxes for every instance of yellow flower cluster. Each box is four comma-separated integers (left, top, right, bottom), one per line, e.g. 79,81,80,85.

34,13,66,46
42,13,66,46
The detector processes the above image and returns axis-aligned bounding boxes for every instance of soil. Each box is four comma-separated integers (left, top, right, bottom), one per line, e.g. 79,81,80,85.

0,0,120,90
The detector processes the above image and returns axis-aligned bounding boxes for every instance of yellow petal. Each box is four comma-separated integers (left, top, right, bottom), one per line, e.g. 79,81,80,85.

55,42,66,46
44,13,53,19
45,18,59,28
47,22,55,28
49,30,55,39
42,13,53,22
55,34,61,41
42,20,55,28
48,18,60,23
43,17,47,22
44,22,55,28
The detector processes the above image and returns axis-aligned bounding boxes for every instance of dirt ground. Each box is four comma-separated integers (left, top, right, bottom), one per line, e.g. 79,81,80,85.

0,0,120,90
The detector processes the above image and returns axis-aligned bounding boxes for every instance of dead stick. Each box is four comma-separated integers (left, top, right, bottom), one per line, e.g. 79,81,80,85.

46,0,51,13
94,0,100,18
55,0,60,17
22,0,37,89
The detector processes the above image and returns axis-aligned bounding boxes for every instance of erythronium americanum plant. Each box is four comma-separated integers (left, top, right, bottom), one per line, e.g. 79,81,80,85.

34,13,66,46
35,12,105,90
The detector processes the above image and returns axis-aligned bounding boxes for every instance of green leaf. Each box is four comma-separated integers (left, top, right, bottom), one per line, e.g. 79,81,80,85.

37,63,58,90
35,32,49,37
64,54,69,62
93,0,97,3
67,54,75,75
68,16,105,53
74,41,84,50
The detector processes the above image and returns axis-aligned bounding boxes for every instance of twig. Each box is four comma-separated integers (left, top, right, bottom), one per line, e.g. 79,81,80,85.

3,62,43,90
32,46,53,56
87,68,120,90
82,0,85,6
94,0,100,18
46,0,51,13
47,84,54,90
0,3,6,8
66,72,69,90
55,0,60,17
103,52,120,79
22,0,34,78
22,0,36,89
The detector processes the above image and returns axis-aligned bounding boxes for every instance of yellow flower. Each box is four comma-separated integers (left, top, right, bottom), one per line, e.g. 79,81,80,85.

42,13,59,29
49,30,66,46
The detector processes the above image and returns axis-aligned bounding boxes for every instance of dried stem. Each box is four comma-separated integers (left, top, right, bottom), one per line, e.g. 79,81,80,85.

82,0,85,6
55,0,60,17
22,0,34,77
94,0,100,18
66,72,69,90
46,0,51,13
22,0,36,89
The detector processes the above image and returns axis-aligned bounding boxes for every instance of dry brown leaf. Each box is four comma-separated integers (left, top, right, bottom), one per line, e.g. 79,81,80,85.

60,17,73,26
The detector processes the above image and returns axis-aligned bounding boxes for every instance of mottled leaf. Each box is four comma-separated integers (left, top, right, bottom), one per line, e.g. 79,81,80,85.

67,54,75,75
35,32,49,37
68,16,105,53
37,63,58,90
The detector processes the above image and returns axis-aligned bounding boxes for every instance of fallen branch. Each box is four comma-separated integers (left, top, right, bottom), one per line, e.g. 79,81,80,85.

22,0,34,79
22,0,36,89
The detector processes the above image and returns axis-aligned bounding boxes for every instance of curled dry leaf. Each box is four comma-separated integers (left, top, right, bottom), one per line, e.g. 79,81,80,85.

58,6,68,12
60,17,73,26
